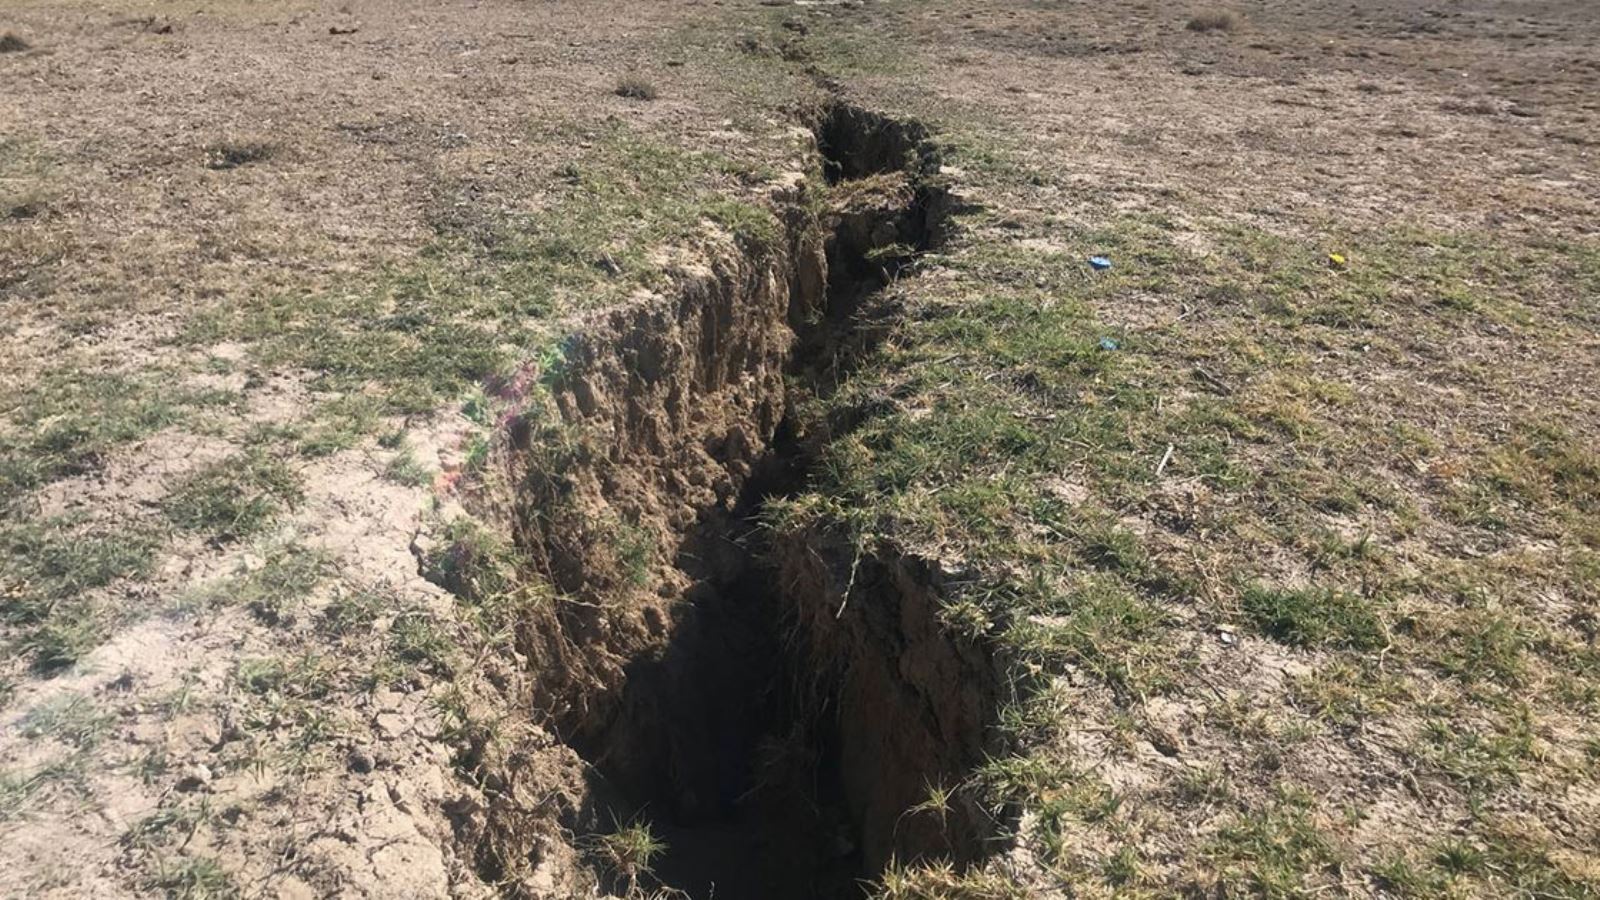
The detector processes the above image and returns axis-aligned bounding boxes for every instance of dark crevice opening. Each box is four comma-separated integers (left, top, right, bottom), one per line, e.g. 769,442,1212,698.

549,102,989,900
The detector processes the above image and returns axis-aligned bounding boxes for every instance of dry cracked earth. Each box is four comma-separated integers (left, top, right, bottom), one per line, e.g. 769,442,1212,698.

2,0,1598,898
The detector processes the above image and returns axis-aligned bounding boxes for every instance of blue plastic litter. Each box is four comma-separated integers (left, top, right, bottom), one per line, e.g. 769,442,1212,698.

1089,256,1112,271
1098,337,1120,351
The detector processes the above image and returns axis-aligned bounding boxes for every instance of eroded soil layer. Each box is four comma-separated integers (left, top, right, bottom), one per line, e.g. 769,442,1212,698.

471,103,999,898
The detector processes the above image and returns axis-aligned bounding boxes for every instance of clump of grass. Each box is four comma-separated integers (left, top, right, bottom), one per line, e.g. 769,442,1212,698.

611,519,655,588
124,803,210,851
1289,659,1407,725
875,858,1026,899
1102,844,1144,886
1,517,160,672
320,586,388,636
20,695,113,749
0,33,30,53
1174,764,1233,804
389,611,453,674
1485,423,1599,517
1241,583,1387,650
0,754,91,821
1369,852,1450,896
420,517,517,602
292,395,385,457
144,855,236,899
185,543,330,625
161,451,301,540
204,139,276,170
3,189,45,220
1434,838,1485,874
416,514,558,646
232,653,334,701
18,607,110,674
1204,788,1340,896
1419,606,1528,685
1011,576,1172,696
1,517,158,621
591,820,667,897
1416,710,1534,797
0,368,203,505
614,75,659,101
383,445,432,486
1186,10,1240,32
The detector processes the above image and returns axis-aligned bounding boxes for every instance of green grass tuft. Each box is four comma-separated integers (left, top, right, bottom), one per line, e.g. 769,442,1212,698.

0,369,219,505
1204,788,1340,897
145,855,237,899
20,695,113,749
162,451,301,540
389,612,454,674
1241,583,1388,650
1,516,161,672
591,820,667,896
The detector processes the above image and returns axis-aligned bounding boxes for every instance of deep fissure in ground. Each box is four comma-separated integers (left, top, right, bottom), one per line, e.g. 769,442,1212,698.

495,103,998,898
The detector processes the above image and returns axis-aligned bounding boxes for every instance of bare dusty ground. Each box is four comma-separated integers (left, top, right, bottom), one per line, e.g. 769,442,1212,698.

3,0,1598,897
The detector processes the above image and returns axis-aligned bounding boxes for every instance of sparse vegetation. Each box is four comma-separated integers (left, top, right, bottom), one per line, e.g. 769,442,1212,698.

0,753,91,822
1202,788,1340,896
875,859,1027,899
20,695,113,749
182,542,330,624
161,451,301,540
144,855,236,899
611,518,656,588
1,517,161,672
1241,583,1388,649
3,188,45,220
388,611,453,673
0,368,223,505
383,443,432,486
320,586,389,636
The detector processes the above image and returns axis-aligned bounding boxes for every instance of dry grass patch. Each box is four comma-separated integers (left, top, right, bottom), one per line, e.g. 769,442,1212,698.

204,138,277,170
1186,10,1241,32
614,74,659,100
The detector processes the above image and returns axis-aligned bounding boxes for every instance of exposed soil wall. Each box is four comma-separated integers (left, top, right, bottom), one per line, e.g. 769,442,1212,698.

451,101,1001,898
772,538,1002,874
499,174,825,760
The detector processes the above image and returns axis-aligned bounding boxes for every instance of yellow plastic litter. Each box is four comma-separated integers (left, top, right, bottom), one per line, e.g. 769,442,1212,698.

1328,252,1348,266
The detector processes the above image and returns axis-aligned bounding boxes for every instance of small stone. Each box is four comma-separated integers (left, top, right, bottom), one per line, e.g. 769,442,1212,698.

374,712,407,740
175,764,213,792
347,748,376,774
1148,728,1183,757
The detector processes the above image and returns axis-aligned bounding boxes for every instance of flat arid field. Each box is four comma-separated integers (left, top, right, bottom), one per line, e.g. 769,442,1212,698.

3,0,1598,897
